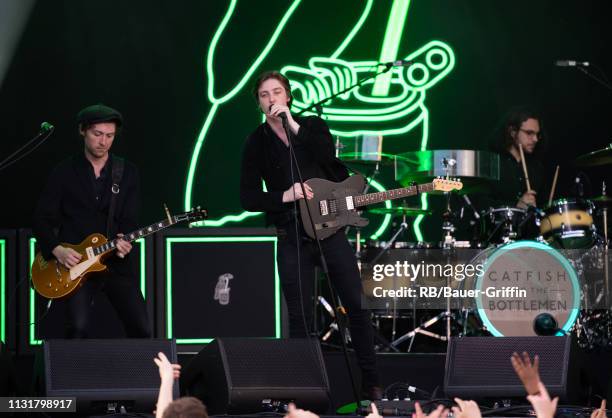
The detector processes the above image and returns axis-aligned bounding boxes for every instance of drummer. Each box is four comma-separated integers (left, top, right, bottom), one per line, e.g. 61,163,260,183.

483,106,549,211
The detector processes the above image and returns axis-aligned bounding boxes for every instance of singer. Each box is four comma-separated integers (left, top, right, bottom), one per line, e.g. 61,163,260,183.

240,71,381,400
32,104,150,339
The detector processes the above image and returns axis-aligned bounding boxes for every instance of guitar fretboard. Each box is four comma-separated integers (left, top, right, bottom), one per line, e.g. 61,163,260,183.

92,217,178,256
353,182,435,207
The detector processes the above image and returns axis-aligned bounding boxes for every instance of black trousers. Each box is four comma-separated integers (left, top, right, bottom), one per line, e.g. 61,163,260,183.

64,272,151,339
276,222,379,389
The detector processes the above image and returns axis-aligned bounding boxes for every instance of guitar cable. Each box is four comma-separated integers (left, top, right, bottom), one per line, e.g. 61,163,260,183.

5,275,54,334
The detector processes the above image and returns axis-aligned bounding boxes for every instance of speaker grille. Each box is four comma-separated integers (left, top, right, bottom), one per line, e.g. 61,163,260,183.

445,336,571,398
221,339,327,388
45,339,176,390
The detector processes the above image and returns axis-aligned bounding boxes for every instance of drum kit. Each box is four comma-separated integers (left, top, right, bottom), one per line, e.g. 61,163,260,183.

322,138,611,351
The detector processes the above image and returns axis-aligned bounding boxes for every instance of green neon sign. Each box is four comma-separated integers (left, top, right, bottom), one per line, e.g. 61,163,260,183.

164,236,281,344
28,237,147,346
184,0,455,241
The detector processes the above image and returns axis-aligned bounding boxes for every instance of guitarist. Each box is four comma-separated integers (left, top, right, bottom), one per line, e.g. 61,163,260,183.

32,104,150,339
240,71,381,400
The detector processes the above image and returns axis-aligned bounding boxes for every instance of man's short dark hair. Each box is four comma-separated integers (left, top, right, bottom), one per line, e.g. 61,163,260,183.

162,397,208,418
252,70,293,107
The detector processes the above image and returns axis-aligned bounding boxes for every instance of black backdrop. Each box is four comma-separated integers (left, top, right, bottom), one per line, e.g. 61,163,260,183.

0,0,610,241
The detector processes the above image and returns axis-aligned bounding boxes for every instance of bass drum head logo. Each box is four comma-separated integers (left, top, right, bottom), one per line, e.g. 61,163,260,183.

474,241,580,336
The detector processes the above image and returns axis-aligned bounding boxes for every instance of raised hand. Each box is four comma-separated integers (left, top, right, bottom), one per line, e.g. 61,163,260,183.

526,381,558,418
591,399,607,418
511,351,540,395
366,402,382,418
153,352,181,382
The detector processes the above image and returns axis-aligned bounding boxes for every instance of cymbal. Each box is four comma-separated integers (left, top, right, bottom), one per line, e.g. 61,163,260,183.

591,195,612,208
574,144,612,167
368,206,432,216
338,152,397,165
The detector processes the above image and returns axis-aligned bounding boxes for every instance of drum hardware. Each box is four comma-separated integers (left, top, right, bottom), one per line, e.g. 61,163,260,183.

389,159,462,350
394,149,500,194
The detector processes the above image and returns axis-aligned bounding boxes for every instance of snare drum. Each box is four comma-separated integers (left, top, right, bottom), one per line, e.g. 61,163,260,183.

540,198,596,249
471,240,580,336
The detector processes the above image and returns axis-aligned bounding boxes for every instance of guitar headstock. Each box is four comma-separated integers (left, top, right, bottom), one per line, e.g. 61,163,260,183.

432,177,463,192
177,206,208,223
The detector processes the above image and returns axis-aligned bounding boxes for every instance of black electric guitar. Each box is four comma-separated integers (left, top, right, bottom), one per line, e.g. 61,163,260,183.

298,175,462,240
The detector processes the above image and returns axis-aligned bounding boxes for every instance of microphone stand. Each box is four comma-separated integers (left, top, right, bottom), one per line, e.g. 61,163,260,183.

0,125,55,171
280,115,362,406
298,62,408,116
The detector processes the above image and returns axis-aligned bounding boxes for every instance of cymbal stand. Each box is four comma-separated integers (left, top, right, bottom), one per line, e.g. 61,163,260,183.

368,201,410,344
391,161,459,350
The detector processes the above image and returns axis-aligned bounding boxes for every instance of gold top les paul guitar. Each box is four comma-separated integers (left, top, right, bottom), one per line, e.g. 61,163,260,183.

31,207,207,299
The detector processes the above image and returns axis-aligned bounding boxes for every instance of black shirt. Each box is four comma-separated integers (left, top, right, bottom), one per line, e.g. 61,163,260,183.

32,153,140,275
478,151,548,210
240,115,348,226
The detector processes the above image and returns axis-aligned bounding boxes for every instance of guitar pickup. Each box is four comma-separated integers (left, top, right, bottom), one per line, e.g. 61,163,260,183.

345,196,354,210
319,200,329,216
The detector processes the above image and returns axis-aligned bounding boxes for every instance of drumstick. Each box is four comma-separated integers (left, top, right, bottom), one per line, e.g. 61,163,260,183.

548,165,560,206
518,143,532,191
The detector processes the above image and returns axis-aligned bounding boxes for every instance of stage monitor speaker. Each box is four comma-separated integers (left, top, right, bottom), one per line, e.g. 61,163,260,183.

44,339,178,414
182,338,331,414
444,336,582,400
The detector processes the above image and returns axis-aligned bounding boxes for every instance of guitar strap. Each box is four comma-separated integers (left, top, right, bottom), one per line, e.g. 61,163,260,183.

107,155,125,237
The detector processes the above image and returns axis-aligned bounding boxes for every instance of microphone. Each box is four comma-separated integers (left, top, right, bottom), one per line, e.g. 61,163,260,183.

268,104,287,120
381,59,413,67
555,60,590,67
40,122,54,133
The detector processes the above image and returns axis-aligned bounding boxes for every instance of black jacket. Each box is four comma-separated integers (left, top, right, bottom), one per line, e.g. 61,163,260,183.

240,115,348,226
32,153,139,275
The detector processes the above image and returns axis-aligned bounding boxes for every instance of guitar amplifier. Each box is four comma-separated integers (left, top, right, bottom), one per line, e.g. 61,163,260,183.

155,228,284,350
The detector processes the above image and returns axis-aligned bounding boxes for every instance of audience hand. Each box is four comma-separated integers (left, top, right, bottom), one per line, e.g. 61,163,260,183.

414,402,447,418
452,398,482,418
526,381,558,418
284,403,319,418
591,399,607,418
366,402,382,418
153,352,181,382
511,351,541,395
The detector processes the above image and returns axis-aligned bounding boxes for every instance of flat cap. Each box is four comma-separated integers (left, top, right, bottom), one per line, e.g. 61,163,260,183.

76,104,123,127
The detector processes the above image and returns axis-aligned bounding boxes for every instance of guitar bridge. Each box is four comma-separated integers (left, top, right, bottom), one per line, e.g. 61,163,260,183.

319,199,339,216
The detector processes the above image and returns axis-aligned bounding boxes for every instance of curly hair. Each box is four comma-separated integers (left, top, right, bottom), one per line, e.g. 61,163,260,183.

493,106,547,154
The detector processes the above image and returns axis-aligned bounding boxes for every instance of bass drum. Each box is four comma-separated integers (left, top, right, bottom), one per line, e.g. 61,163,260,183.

469,240,580,337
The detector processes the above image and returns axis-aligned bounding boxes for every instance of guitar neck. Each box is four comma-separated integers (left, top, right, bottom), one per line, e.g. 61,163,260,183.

92,216,179,256
353,182,436,207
